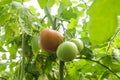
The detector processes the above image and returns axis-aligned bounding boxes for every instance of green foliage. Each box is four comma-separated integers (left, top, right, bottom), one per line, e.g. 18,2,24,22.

61,8,77,20
37,0,48,9
88,0,120,45
0,0,120,80
31,34,40,55
0,0,12,5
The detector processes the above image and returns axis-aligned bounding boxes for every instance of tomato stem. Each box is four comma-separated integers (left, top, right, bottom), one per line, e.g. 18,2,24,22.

59,60,64,80
44,6,56,30
19,33,25,80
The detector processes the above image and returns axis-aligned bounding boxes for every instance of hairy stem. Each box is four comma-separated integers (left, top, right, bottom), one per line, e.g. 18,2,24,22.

55,16,70,23
59,61,64,80
44,6,56,29
20,33,25,80
40,15,47,24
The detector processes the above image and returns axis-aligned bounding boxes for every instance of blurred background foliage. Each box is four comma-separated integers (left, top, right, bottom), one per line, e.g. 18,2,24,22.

0,0,120,80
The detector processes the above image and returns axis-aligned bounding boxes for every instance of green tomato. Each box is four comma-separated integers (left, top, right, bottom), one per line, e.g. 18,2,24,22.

71,39,84,53
57,41,78,62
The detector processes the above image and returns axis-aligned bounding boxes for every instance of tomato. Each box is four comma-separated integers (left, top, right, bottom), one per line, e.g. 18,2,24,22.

71,38,84,53
39,28,64,53
57,41,78,62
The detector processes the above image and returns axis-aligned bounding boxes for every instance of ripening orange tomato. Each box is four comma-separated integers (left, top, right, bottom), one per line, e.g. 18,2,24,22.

39,28,64,53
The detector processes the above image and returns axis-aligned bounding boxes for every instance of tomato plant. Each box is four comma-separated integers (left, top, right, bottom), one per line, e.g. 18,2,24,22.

0,0,120,80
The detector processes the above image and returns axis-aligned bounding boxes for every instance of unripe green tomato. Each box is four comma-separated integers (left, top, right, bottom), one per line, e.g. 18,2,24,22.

57,41,78,62
71,39,84,52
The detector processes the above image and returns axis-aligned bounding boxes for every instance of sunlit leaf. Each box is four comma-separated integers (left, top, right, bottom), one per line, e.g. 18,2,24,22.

113,37,120,48
8,44,18,59
61,0,72,7
31,34,40,55
78,3,86,9
2,53,7,59
0,13,11,26
0,47,7,52
10,62,16,71
11,1,23,9
58,2,65,16
37,0,48,9
67,18,77,29
0,0,12,5
47,0,55,7
61,8,77,20
110,63,120,72
0,63,6,73
15,0,30,3
88,0,120,45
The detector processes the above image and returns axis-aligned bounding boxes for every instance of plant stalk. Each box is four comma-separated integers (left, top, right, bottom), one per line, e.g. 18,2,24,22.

19,33,25,80
44,6,56,29
59,61,64,80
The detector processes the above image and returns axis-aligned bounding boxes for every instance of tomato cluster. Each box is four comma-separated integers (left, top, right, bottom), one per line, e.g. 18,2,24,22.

39,28,84,62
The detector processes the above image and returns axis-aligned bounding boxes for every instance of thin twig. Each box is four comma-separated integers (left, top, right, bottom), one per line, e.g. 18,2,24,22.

81,57,120,79
61,23,74,38
81,0,89,26
55,16,70,23
106,27,120,53
56,23,61,31
40,15,47,24
44,6,56,29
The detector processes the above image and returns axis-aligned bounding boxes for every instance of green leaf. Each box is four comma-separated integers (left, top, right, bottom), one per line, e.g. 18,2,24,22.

0,13,11,26
67,67,79,80
61,0,71,7
58,2,65,16
8,44,18,59
2,53,7,59
88,0,120,45
101,55,112,66
37,0,48,9
47,0,55,7
26,62,39,76
10,62,16,71
15,0,30,3
3,26,14,45
113,54,120,62
67,18,78,29
11,23,20,37
31,34,40,55
98,71,109,80
113,38,120,48
18,7,34,35
78,3,86,9
0,0,12,5
0,63,6,73
61,8,77,20
72,7,84,17
80,47,94,59
0,47,7,52
110,63,120,72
